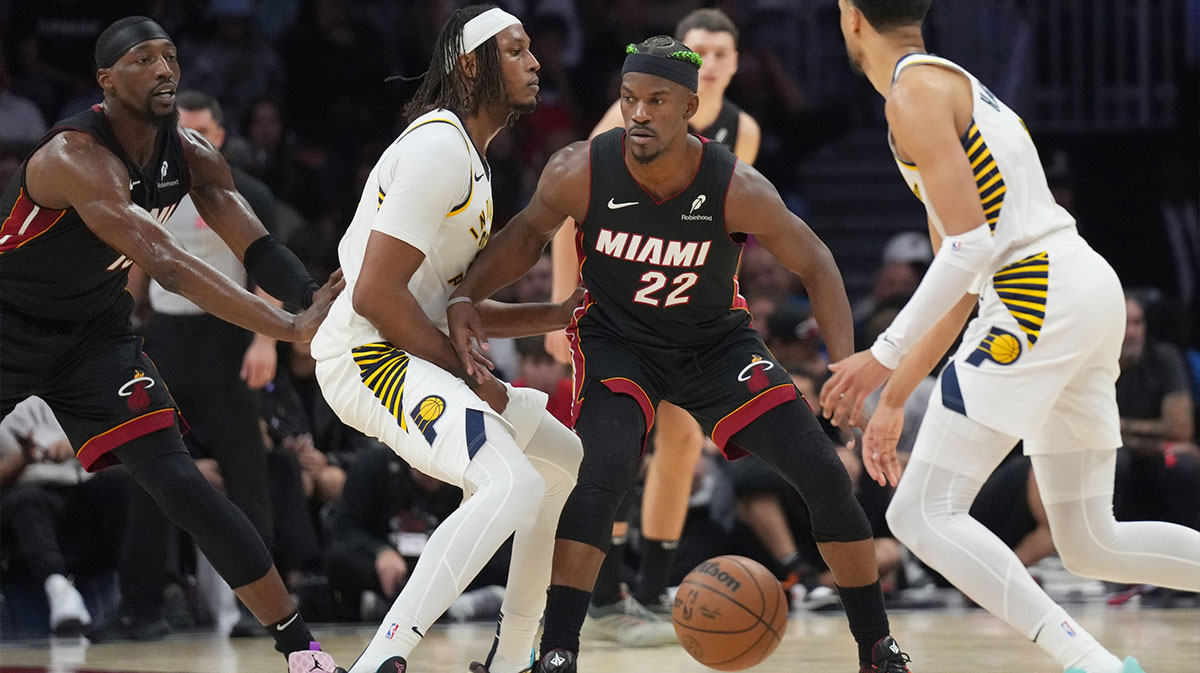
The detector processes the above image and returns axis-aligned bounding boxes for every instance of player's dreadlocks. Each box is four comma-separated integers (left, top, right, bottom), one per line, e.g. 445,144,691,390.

402,4,507,122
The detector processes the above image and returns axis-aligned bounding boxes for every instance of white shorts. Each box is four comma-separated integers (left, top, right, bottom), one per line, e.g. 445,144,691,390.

937,234,1124,453
315,343,550,487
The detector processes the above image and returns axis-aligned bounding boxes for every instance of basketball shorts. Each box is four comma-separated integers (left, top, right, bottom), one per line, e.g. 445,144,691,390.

938,232,1123,453
314,342,549,487
568,324,797,458
0,303,180,472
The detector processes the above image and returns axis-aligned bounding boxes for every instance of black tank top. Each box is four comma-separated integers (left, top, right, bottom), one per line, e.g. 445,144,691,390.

693,99,741,151
576,128,746,348
0,105,190,321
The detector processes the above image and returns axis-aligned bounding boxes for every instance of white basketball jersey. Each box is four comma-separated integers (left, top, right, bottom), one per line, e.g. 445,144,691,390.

312,109,493,361
888,53,1076,266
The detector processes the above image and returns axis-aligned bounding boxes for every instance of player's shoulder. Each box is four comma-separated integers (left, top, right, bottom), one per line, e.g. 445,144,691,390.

401,109,471,145
540,140,591,186
728,158,774,199
887,65,965,120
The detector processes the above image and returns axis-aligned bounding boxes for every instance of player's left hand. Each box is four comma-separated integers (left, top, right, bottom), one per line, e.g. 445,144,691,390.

447,297,492,381
556,287,586,325
291,269,345,342
820,349,891,429
240,336,277,389
862,403,905,487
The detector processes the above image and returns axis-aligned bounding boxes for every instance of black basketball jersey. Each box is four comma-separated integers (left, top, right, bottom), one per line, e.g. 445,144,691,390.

693,99,741,151
0,105,190,321
575,128,747,348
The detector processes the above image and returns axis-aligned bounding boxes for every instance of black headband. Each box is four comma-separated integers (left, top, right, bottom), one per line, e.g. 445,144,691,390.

621,52,699,92
95,17,172,68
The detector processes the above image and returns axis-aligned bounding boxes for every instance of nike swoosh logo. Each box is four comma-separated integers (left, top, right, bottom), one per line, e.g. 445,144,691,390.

411,625,425,638
130,180,141,189
607,198,638,209
276,613,300,631
474,172,485,181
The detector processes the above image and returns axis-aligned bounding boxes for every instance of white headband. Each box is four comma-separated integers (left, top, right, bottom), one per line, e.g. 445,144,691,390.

462,8,521,57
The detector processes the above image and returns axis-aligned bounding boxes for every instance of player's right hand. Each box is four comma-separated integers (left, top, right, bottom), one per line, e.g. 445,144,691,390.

290,269,346,342
448,297,491,378
472,376,509,415
862,403,904,487
544,329,572,364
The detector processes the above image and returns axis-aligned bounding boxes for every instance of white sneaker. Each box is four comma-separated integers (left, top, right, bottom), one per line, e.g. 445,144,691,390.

45,574,91,636
581,594,676,647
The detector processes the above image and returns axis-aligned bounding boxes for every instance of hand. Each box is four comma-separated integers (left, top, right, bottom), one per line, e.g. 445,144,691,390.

290,269,346,342
240,336,277,389
556,286,586,326
195,457,225,491
447,298,493,382
544,329,572,365
819,350,892,429
375,547,408,597
862,403,905,487
472,376,509,415
44,438,74,463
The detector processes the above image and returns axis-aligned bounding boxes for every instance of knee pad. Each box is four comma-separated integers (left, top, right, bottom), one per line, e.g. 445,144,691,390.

555,387,646,549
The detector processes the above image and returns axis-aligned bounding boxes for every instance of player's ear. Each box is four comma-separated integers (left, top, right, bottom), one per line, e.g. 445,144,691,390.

684,91,699,121
458,52,479,80
96,68,111,92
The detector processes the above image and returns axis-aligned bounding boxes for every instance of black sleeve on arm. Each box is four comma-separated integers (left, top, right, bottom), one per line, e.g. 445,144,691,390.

243,234,320,308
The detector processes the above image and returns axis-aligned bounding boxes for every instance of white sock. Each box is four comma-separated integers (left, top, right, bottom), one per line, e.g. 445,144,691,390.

1030,606,1121,672
348,423,545,673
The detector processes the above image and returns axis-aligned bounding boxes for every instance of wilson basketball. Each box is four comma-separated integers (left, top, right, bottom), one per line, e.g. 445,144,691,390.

672,555,787,671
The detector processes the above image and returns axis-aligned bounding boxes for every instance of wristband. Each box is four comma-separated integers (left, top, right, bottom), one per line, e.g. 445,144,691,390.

446,296,474,307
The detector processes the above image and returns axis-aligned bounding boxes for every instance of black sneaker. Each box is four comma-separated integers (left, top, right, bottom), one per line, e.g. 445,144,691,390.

534,649,576,673
860,636,912,672
374,656,407,673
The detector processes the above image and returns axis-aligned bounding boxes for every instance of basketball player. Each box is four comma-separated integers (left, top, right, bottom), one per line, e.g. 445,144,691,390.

0,16,346,671
821,2,1200,672
308,6,583,673
543,10,762,642
449,37,912,673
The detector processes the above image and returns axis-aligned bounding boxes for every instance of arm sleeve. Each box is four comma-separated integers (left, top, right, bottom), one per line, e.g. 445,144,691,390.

371,123,472,255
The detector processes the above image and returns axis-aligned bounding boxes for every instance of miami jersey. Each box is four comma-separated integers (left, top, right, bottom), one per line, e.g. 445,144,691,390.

888,53,1076,266
312,109,493,360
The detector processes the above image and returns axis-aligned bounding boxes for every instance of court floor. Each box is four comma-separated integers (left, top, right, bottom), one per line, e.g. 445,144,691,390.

0,607,1196,672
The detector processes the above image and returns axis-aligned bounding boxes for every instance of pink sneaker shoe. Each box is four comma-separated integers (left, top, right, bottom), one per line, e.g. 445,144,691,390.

288,642,346,673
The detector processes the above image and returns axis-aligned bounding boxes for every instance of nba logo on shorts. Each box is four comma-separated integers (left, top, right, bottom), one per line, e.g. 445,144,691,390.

1060,621,1076,638
386,623,400,639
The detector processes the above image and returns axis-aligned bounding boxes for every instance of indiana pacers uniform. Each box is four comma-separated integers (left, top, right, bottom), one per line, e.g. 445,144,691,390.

311,109,548,486
567,128,796,456
888,53,1124,455
0,105,186,470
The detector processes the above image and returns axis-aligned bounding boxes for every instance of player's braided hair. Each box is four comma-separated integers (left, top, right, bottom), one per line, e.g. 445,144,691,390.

402,4,507,122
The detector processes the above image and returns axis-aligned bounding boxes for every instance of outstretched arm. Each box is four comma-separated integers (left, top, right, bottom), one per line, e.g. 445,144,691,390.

450,141,590,374
26,133,335,342
726,162,854,364
181,128,319,308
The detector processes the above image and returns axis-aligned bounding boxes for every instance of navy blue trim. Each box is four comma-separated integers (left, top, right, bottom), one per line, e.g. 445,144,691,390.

940,362,968,416
465,409,487,459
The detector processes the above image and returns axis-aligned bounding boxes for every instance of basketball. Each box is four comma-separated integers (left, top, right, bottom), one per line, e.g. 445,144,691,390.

672,555,787,671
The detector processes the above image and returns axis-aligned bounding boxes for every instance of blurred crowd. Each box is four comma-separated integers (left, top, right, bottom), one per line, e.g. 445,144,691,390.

1,0,1197,643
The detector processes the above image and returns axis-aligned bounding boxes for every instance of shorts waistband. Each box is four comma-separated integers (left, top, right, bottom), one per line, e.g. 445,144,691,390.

998,227,1082,268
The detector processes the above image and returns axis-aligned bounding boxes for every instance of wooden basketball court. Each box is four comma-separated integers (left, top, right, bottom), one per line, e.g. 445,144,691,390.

0,607,1195,672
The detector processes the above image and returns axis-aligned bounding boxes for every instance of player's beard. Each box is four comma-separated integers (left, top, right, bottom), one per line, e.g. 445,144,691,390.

630,145,660,165
145,102,180,130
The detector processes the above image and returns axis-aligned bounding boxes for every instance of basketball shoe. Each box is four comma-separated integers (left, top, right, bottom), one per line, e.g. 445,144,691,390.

286,643,347,673
580,594,676,646
860,636,912,673
373,656,408,673
533,649,576,673
1065,657,1145,673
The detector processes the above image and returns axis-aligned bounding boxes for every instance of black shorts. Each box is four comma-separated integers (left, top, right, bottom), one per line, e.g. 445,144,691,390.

568,324,797,458
1,302,179,472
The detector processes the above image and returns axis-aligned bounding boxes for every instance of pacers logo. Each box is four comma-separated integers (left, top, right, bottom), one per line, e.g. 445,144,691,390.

118,370,156,412
409,395,446,445
737,355,773,393
966,327,1022,367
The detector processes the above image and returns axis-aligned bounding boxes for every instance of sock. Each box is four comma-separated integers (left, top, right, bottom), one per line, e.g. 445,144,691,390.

1031,606,1122,673
269,610,315,655
835,581,890,665
591,536,626,607
634,538,678,605
539,585,592,655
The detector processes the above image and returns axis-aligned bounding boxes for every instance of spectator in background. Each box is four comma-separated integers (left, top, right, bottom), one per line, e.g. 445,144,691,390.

239,97,323,221
970,454,1057,570
852,231,930,345
1115,293,1200,531
512,337,574,427
765,302,827,380
0,51,47,148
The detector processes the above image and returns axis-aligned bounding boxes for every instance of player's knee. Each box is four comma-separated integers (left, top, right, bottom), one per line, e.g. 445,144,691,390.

525,416,582,496
500,455,547,519
134,454,218,526
886,476,929,550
